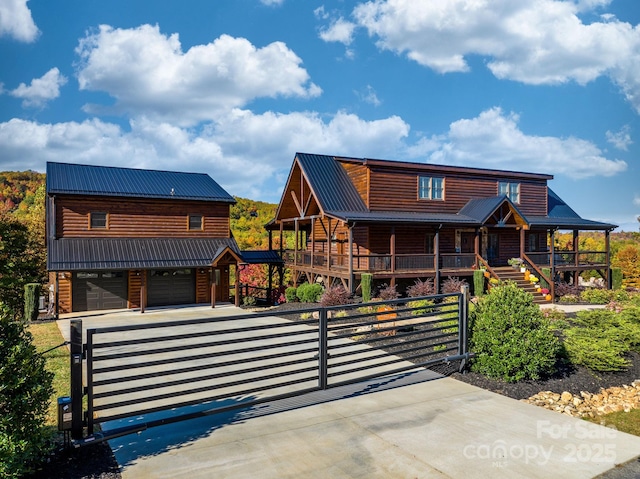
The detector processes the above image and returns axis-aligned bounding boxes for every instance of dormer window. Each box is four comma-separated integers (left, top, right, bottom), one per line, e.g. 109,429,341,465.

499,181,520,204
188,214,203,230
419,176,444,200
89,211,107,229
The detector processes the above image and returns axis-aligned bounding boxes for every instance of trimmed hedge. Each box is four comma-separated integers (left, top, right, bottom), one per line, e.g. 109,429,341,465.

361,273,372,303
24,283,41,322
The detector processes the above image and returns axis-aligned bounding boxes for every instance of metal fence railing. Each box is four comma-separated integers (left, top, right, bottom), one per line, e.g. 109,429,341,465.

69,290,471,445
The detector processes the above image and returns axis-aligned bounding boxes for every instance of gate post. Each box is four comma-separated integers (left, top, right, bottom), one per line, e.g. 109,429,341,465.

458,285,470,372
70,319,84,440
319,308,328,390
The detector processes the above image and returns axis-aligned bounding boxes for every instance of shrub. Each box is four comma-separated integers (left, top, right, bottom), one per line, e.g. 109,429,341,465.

469,282,560,382
540,268,551,290
580,287,612,305
24,283,41,322
285,287,298,303
406,278,435,298
442,276,469,294
243,296,256,307
473,270,485,297
0,309,54,478
334,310,349,318
296,283,324,303
555,281,583,298
361,273,373,303
320,285,352,307
612,268,623,290
376,283,399,301
559,294,579,304
407,299,435,315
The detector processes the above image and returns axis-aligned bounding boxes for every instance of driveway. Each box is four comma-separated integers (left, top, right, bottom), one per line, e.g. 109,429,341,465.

57,305,640,478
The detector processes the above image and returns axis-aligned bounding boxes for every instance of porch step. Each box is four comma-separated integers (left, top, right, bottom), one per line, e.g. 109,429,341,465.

492,267,551,304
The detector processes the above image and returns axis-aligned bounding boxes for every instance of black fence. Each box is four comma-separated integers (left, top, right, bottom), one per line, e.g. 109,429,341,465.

69,290,471,445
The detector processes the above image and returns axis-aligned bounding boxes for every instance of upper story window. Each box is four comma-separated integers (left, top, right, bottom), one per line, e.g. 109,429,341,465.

498,181,520,204
418,176,444,200
188,214,203,231
89,211,107,229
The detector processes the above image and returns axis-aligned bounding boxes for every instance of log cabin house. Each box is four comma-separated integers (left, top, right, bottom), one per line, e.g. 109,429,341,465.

46,162,242,314
269,153,617,299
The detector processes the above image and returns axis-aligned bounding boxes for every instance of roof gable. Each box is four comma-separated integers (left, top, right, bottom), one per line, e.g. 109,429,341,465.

459,196,528,226
46,162,235,203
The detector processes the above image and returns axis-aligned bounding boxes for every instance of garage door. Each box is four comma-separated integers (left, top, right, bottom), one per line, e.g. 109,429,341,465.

147,269,196,306
72,271,128,312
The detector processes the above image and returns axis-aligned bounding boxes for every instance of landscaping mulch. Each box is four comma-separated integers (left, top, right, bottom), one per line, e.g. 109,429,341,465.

33,301,639,478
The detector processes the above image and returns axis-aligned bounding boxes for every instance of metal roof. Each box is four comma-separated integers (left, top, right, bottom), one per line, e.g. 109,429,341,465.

46,162,235,203
240,250,284,264
458,196,527,225
327,210,479,225
527,189,617,230
295,153,368,213
48,237,241,271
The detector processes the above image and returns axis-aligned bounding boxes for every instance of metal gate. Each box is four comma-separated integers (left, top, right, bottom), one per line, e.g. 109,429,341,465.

69,291,471,445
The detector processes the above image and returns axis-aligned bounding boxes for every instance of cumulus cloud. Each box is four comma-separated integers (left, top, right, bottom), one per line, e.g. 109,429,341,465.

0,0,39,42
409,107,627,179
352,0,640,112
75,25,321,125
606,125,632,151
319,17,356,45
0,111,409,201
9,68,67,107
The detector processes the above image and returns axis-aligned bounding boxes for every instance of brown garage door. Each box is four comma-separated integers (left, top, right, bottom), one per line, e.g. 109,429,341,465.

147,269,196,306
72,271,128,312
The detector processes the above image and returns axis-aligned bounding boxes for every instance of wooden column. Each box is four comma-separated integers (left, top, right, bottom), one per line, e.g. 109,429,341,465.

390,227,396,273
348,225,354,293
573,230,579,267
279,222,284,255
234,265,240,307
311,218,315,271
474,228,480,267
434,228,441,294
140,270,146,313
211,268,216,308
520,227,525,259
550,230,556,300
294,219,299,273
326,217,331,272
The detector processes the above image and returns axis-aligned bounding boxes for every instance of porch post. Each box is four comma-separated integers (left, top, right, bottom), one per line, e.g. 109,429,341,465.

311,217,315,271
234,265,240,307
390,226,396,273
326,217,331,272
520,227,525,259
550,229,556,299
605,229,612,289
279,222,284,255
435,228,441,294
348,224,354,294
474,228,480,268
294,219,299,269
268,229,273,251
140,271,146,314
573,230,579,267
211,268,216,308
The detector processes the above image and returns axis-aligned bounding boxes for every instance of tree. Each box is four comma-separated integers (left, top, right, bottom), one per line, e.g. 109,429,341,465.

613,244,640,289
0,216,42,319
0,307,54,477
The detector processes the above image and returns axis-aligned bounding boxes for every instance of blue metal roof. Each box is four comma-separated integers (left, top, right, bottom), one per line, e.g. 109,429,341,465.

48,237,241,271
526,189,617,230
327,210,479,225
240,250,284,264
458,196,528,225
295,153,368,213
46,162,235,203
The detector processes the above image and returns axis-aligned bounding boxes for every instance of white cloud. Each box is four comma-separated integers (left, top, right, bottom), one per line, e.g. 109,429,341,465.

606,125,632,151
260,0,284,5
0,0,38,42
633,195,640,207
355,85,381,106
319,17,356,45
409,107,627,179
0,111,409,201
9,68,67,107
352,0,640,112
75,25,321,125
314,6,329,20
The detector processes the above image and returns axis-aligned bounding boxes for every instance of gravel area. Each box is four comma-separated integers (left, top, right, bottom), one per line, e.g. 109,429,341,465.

31,301,639,478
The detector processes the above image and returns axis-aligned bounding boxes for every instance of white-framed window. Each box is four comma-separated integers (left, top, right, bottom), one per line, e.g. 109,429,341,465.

498,181,520,204
419,176,444,200
89,211,107,229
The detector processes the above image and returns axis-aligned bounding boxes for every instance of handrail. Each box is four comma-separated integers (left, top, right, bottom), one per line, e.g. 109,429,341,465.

475,255,498,280
522,253,554,301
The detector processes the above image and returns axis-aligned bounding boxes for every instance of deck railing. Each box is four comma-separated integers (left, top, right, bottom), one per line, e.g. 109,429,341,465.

524,251,607,268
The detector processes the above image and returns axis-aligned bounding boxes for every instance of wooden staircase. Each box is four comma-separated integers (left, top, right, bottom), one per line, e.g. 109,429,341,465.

492,267,551,304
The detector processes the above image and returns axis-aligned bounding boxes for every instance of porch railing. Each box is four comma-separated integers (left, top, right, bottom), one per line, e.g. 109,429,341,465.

524,251,608,268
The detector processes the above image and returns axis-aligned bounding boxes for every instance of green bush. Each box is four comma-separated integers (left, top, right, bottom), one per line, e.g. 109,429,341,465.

0,309,54,478
296,283,324,303
285,287,298,303
361,273,372,303
24,283,41,322
541,268,551,290
469,282,560,382
563,308,640,371
580,288,612,304
611,268,623,290
473,270,485,297
407,299,435,316
242,296,256,307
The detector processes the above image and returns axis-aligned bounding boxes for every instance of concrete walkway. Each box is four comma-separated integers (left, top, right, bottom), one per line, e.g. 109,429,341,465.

57,305,640,478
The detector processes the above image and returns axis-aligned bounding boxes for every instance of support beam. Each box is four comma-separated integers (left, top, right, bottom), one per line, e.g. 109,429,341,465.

573,230,579,267
474,228,480,268
390,227,396,273
348,225,354,294
435,228,441,294
311,217,315,272
326,217,331,273
520,227,525,259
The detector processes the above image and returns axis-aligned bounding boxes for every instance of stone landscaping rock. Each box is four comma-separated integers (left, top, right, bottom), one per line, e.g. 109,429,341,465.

524,379,640,418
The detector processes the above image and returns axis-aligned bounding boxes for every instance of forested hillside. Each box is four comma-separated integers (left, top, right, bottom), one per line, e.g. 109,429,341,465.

0,171,45,215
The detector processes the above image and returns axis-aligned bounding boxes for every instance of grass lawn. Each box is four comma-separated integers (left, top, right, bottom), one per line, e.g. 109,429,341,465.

588,409,640,437
29,321,70,427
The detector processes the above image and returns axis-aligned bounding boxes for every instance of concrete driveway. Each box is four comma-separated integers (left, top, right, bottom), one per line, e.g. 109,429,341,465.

57,305,640,479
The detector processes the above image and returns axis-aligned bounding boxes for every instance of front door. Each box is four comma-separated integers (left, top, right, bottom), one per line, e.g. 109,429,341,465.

487,234,499,265
460,233,475,254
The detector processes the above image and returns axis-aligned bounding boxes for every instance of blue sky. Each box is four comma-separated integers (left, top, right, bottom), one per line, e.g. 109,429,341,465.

1,0,639,231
